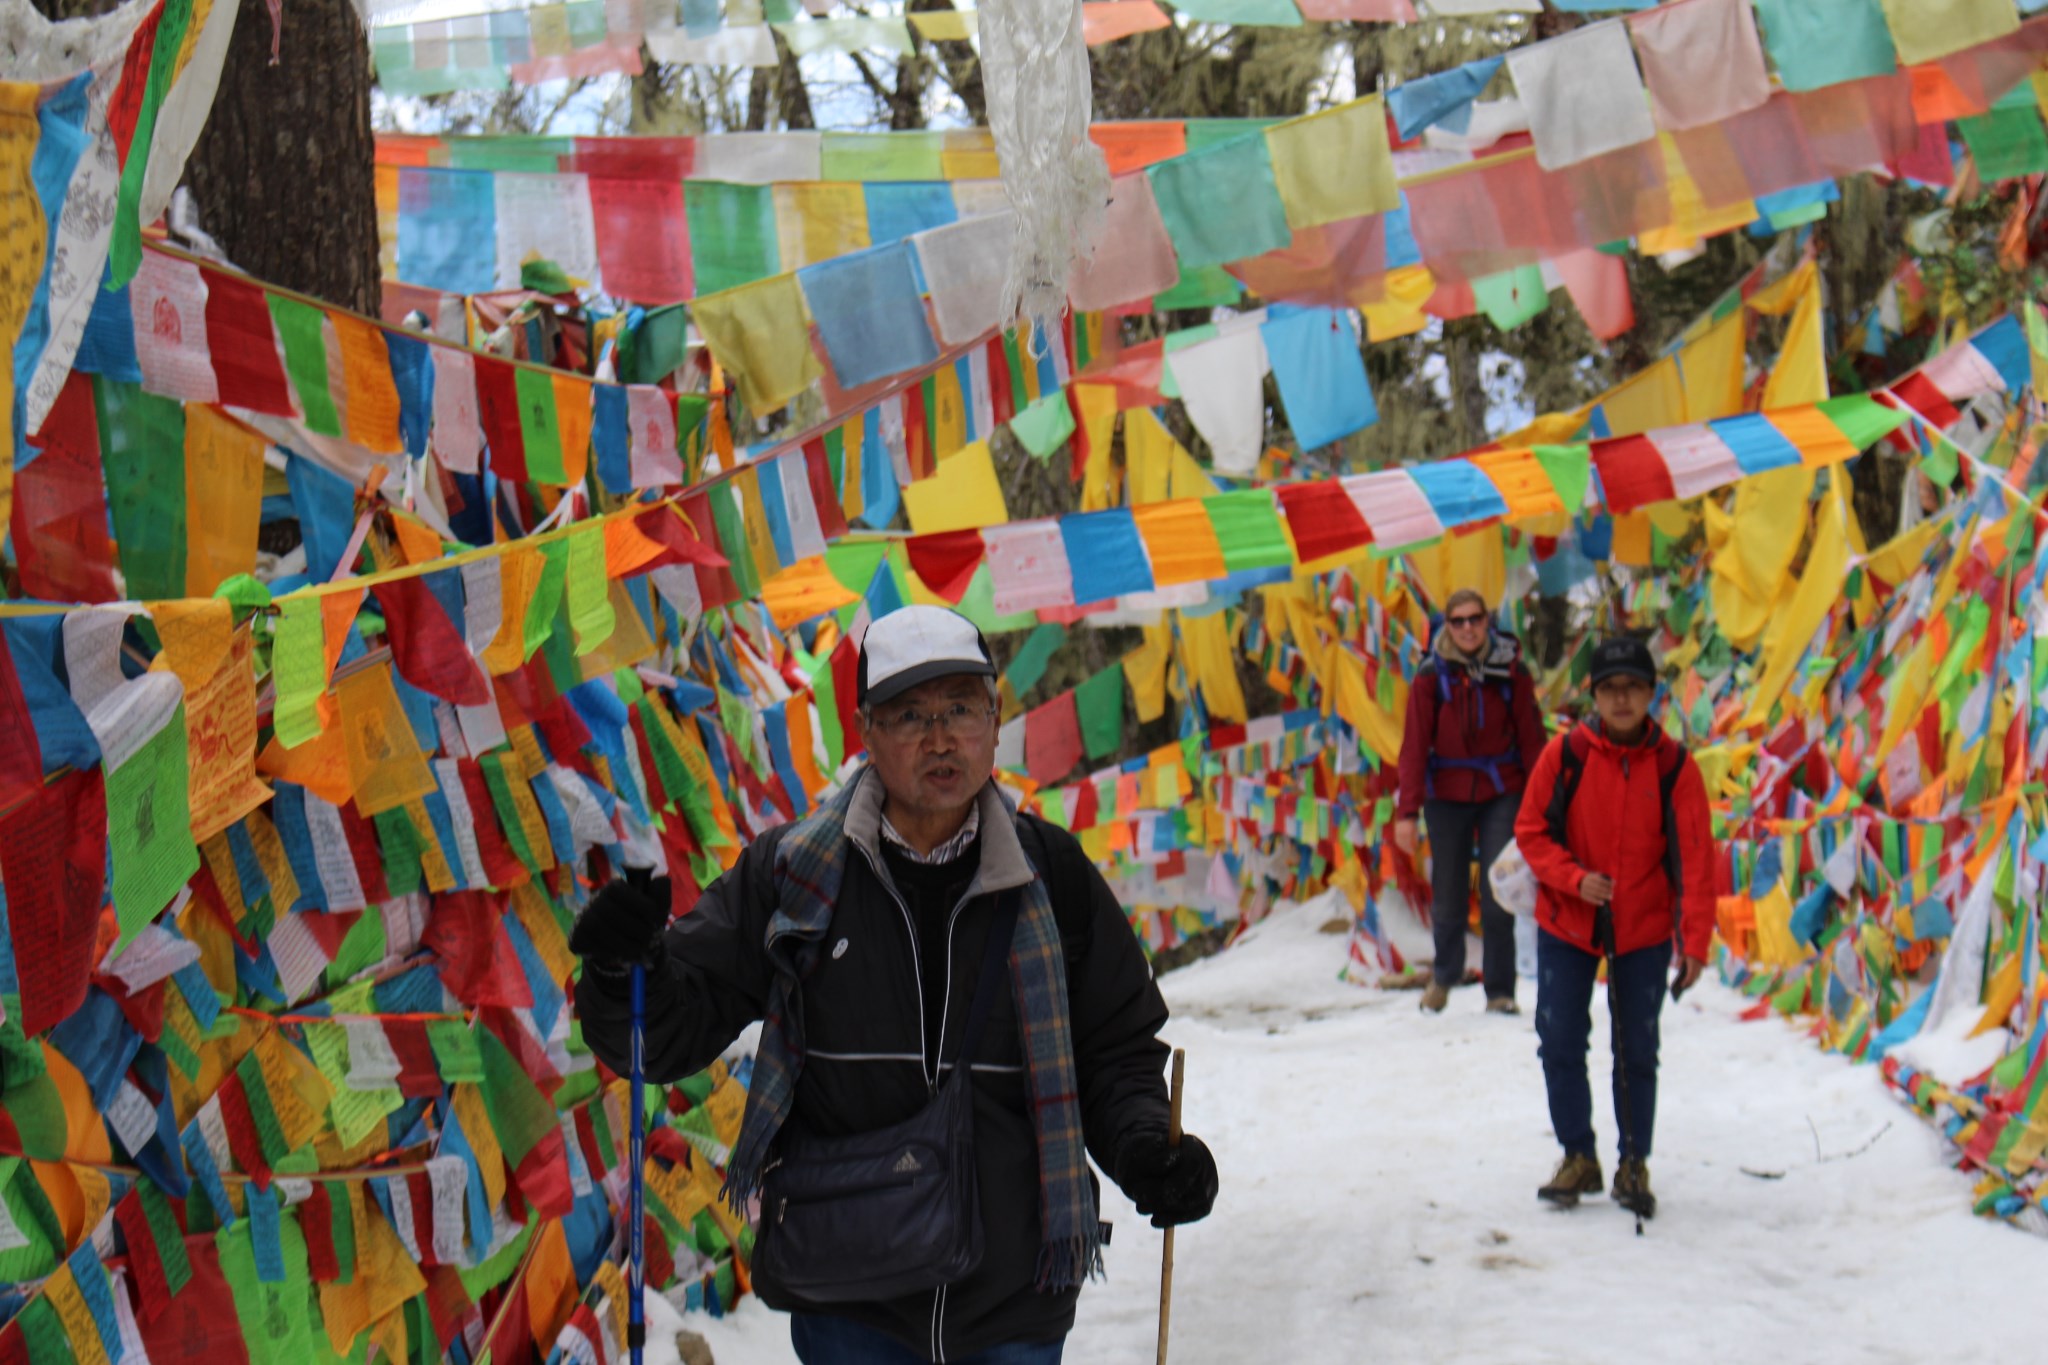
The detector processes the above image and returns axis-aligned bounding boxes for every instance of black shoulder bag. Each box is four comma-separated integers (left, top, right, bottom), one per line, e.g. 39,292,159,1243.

752,891,1021,1302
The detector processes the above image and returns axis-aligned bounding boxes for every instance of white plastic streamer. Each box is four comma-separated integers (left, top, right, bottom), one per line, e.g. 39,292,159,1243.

978,0,1110,353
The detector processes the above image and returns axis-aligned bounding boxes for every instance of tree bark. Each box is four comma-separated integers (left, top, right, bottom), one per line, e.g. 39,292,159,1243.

181,0,379,314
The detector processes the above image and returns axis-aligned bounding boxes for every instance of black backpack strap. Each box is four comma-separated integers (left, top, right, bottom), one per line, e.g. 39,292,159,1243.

1657,743,1686,897
1545,731,1586,848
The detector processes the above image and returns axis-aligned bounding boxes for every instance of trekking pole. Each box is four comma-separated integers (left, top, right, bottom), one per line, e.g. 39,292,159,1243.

1156,1049,1186,1365
628,963,648,1365
1597,910,1644,1239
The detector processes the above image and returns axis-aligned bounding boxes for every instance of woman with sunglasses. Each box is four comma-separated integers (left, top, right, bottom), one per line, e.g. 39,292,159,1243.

1393,588,1549,1015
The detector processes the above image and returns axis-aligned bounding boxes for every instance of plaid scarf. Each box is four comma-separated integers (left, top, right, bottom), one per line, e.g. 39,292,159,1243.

722,773,1103,1290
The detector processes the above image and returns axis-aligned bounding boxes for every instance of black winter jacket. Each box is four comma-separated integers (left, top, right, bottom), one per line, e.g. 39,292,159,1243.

576,772,1172,1362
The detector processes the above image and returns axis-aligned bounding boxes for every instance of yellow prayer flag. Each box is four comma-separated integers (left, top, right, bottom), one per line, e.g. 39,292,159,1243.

1678,309,1747,423
1358,265,1435,341
552,372,593,486
1076,384,1121,512
1,82,45,538
481,548,540,675
181,405,265,595
1597,355,1686,438
332,314,404,454
1760,270,1828,410
1265,96,1399,230
691,273,823,415
1742,484,1849,727
1469,448,1565,521
902,439,1008,534
333,663,438,816
773,181,871,269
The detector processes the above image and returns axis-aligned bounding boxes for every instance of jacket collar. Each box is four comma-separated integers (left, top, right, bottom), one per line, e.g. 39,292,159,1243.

1432,627,1522,680
1578,716,1667,758
843,766,1035,897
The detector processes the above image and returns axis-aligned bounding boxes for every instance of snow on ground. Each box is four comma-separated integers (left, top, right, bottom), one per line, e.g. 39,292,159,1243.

683,900,2045,1363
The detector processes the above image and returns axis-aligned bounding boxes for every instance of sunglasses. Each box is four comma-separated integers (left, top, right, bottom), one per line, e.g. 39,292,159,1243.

1445,613,1488,628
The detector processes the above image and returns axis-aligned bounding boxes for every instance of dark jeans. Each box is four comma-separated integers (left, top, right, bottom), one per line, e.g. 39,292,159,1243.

1423,793,1521,998
1535,926,1671,1162
791,1314,1066,1365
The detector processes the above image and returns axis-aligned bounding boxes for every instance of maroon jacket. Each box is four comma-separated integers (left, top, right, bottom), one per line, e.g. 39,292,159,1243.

1396,631,1548,819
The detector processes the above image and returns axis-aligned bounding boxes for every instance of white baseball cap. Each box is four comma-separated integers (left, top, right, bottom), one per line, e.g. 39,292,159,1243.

857,606,996,708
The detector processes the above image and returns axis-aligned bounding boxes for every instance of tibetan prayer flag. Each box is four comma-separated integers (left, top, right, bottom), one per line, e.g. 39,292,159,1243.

902,440,1008,535
800,241,939,390
1061,509,1155,603
1147,133,1293,270
1274,481,1371,564
15,373,120,603
1751,0,1896,92
589,175,693,304
181,405,263,597
1265,97,1399,230
1069,174,1180,313
513,365,568,484
692,273,822,414
684,180,781,295
1627,0,1771,131
1261,308,1376,452
1878,0,2018,65
1025,692,1083,784
397,168,499,294
332,314,404,453
1206,490,1295,572
0,767,108,1036
1504,20,1657,170
130,249,218,403
1075,666,1124,761
97,379,188,600
266,293,341,437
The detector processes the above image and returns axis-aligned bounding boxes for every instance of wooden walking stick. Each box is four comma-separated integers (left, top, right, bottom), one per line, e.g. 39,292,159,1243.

1156,1048,1186,1365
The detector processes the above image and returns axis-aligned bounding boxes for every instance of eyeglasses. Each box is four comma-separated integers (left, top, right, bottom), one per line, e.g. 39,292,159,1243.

1446,613,1488,628
870,701,997,743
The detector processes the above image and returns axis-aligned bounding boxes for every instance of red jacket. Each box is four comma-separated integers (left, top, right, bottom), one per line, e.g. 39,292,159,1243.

1396,634,1548,819
1513,721,1718,962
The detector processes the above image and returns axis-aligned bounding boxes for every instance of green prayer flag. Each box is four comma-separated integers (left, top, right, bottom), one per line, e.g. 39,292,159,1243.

1153,264,1244,310
216,1216,319,1365
1010,392,1076,460
524,539,570,660
565,524,616,655
1472,265,1550,330
14,1294,69,1365
266,294,342,437
371,807,425,898
445,135,570,173
1817,394,1910,451
820,131,944,181
428,1019,485,1083
107,0,193,284
1148,134,1292,270
708,483,761,598
1074,667,1125,761
514,367,568,484
106,705,200,947
685,183,781,296
1534,444,1594,515
96,379,188,600
476,1026,558,1168
1959,102,2048,183
1206,489,1294,572
1005,623,1064,695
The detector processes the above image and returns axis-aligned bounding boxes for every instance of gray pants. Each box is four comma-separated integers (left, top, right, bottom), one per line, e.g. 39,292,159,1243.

1423,793,1521,998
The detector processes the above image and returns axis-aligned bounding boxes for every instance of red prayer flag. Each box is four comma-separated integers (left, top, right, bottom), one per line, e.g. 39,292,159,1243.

16,371,121,603
0,619,48,814
135,1238,252,1365
1274,481,1371,564
378,575,492,706
904,529,986,604
588,177,694,305
475,357,529,484
422,891,536,1008
1024,692,1083,785
201,268,295,415
1590,435,1679,514
1,766,108,1036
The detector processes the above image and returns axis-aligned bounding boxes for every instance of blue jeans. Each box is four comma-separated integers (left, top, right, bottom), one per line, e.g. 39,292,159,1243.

1423,793,1521,997
790,1313,1066,1365
1535,926,1670,1162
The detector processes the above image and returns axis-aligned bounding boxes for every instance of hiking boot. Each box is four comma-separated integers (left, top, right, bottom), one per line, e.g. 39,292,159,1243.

1420,979,1451,1013
1612,1158,1656,1220
1538,1153,1604,1207
1485,997,1520,1016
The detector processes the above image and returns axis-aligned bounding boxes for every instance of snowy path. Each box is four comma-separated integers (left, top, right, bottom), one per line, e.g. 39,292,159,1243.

684,903,2044,1363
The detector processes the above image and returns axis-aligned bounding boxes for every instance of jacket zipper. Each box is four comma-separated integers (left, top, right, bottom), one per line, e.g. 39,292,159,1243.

856,843,980,1365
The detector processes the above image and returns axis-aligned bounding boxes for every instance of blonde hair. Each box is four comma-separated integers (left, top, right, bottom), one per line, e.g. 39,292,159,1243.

1443,588,1488,620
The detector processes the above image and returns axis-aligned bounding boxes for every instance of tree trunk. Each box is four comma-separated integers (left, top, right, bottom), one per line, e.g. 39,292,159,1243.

181,0,379,314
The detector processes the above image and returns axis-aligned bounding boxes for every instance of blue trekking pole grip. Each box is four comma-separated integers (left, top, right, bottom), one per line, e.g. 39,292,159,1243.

629,962,647,1365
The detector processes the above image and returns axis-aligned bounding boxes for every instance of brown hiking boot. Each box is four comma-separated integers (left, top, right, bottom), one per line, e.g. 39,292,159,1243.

1419,979,1451,1013
1612,1158,1656,1219
1538,1153,1604,1207
1485,997,1520,1016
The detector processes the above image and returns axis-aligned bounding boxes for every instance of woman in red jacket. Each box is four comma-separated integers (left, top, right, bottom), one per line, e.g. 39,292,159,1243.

1513,637,1716,1220
1394,590,1549,1015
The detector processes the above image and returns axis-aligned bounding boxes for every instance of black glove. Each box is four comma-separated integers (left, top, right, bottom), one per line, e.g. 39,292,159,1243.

569,877,671,969
1114,1130,1218,1229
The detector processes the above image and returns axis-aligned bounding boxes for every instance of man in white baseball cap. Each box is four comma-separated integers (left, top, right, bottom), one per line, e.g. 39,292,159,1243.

574,605,1215,1363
